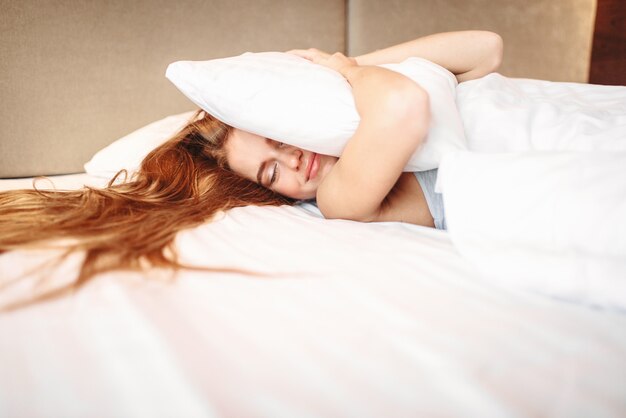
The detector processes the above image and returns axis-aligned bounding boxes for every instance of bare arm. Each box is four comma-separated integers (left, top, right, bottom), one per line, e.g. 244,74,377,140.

355,31,503,83
288,50,429,222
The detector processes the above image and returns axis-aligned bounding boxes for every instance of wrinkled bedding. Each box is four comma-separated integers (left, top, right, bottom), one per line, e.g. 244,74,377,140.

1,191,626,417
1,75,626,417
457,73,626,154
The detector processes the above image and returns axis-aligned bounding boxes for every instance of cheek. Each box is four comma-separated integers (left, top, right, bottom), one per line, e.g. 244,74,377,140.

282,177,302,196
276,175,310,199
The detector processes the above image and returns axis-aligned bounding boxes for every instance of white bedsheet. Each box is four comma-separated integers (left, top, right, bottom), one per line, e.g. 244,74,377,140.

1,174,626,417
2,75,626,417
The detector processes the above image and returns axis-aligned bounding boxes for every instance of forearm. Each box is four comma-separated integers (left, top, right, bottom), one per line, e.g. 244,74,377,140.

355,31,503,82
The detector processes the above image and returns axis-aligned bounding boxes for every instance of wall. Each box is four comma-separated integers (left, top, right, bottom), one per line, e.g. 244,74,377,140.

348,0,596,82
0,0,345,177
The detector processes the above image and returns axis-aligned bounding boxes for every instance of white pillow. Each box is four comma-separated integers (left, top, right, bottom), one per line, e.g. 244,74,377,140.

166,52,467,171
84,111,197,178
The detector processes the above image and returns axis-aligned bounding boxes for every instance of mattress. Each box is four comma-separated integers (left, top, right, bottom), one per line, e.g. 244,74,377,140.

1,172,626,417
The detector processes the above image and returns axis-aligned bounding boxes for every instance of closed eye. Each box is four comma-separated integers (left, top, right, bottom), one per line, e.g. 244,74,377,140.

269,162,279,186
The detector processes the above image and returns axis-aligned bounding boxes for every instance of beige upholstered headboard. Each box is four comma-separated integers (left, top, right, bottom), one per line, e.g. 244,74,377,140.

348,0,596,81
0,0,346,178
0,0,595,178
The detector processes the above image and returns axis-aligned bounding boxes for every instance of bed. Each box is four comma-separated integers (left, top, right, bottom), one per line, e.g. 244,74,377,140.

2,171,626,417
2,1,626,417
2,72,626,415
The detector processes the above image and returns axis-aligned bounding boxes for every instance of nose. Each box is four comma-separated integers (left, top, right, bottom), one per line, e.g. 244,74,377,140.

278,147,303,170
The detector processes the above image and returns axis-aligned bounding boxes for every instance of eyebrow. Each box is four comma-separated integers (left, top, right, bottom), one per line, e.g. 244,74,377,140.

256,161,267,185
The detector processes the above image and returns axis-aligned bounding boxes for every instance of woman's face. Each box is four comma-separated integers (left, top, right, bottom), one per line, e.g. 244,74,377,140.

224,129,338,200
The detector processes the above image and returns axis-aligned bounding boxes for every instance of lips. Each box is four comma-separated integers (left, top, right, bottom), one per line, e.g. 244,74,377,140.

306,153,317,181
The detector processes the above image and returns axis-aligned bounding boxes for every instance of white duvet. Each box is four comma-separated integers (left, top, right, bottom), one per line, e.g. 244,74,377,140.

457,73,626,153
438,74,626,311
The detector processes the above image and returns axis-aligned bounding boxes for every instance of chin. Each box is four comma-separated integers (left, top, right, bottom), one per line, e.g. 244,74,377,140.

299,190,318,201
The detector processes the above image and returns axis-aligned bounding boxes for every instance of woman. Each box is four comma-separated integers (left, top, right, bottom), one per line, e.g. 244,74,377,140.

225,31,503,228
0,31,502,305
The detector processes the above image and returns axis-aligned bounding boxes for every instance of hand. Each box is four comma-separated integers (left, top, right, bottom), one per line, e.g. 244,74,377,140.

287,48,357,76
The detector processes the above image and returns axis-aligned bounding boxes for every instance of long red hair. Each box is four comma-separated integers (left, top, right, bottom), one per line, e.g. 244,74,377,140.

0,110,295,308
